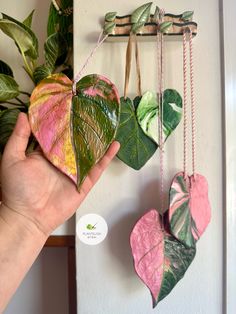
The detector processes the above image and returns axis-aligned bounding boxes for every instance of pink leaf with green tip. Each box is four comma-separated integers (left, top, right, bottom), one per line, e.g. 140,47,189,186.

130,209,196,307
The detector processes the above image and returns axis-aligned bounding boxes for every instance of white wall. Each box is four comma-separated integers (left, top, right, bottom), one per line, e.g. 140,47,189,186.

222,0,236,312
75,1,223,313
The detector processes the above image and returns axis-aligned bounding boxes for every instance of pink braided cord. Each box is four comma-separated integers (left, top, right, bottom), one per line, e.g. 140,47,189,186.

183,31,188,179
72,31,107,95
189,31,196,177
157,31,165,224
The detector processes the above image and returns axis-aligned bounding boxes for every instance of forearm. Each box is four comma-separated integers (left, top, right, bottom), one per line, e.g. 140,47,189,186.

0,204,47,312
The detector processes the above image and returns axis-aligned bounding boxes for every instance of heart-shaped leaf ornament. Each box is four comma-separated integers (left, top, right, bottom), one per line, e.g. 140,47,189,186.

115,96,157,170
29,73,120,189
136,89,182,144
168,172,211,248
130,209,196,308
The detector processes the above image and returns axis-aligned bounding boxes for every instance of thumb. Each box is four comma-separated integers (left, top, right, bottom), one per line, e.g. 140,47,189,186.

3,112,31,162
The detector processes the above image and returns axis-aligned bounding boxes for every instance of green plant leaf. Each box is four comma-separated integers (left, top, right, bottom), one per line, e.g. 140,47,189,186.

47,0,73,49
0,74,19,101
23,10,35,28
0,60,13,77
0,108,20,153
137,90,182,144
104,22,116,35
0,14,38,59
105,12,117,22
2,12,38,59
73,74,120,187
47,4,58,36
33,65,52,84
44,33,68,69
182,11,194,22
115,97,157,170
159,21,173,33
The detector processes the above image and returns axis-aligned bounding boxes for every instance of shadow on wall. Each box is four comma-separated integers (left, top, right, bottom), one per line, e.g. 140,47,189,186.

33,0,51,64
107,178,169,292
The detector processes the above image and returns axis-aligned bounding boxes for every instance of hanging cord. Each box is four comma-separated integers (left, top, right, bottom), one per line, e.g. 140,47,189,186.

124,34,133,99
183,31,188,179
189,31,196,178
124,33,142,99
157,9,165,226
157,33,165,226
182,30,196,179
134,36,142,97
72,30,108,95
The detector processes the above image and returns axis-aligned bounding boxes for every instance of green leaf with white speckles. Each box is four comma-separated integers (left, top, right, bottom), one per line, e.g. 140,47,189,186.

137,89,182,144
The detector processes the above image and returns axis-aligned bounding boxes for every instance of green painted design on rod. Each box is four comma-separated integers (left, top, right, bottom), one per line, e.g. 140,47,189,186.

131,2,153,33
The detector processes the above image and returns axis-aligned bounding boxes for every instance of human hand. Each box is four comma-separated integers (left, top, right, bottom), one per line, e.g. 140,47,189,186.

0,113,120,238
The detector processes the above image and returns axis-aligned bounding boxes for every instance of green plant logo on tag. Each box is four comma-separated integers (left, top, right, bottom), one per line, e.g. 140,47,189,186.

77,214,108,245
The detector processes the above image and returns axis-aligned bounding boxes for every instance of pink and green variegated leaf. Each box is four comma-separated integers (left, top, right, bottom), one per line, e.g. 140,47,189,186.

29,73,120,189
130,209,196,307
168,172,211,248
29,73,76,182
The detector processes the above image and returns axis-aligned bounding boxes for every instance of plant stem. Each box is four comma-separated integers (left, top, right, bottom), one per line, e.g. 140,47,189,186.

19,91,31,97
15,97,25,106
21,50,34,80
4,101,21,106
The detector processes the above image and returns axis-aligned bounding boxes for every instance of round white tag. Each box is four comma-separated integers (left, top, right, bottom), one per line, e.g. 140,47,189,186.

76,214,108,245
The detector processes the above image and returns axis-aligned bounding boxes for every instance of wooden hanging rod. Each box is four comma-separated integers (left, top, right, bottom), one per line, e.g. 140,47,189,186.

105,13,197,41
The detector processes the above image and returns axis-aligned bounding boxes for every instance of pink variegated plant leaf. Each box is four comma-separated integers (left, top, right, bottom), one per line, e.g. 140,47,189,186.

29,73,76,182
168,172,211,248
29,73,120,188
130,209,196,307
